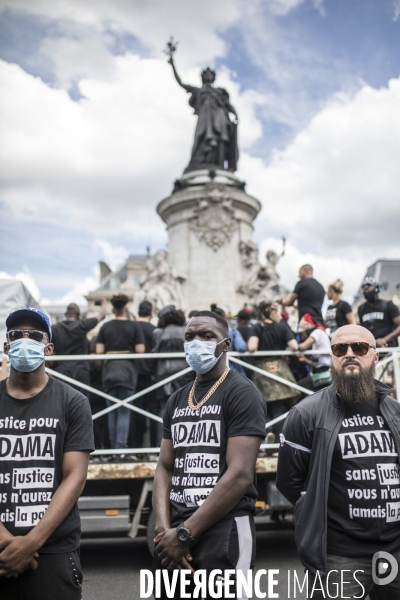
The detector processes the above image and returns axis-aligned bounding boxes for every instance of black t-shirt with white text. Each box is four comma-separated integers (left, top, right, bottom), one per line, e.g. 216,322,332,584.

327,402,400,556
96,320,145,392
52,317,98,376
358,300,400,346
249,321,295,352
294,277,325,322
325,301,352,330
162,370,267,525
0,377,94,553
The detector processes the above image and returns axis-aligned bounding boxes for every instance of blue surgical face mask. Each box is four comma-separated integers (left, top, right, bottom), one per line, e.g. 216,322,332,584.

8,339,46,372
184,338,227,374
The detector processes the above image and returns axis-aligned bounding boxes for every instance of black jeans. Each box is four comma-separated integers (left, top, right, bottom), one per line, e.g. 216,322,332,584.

106,386,135,449
308,551,400,599
152,515,256,599
266,399,287,437
147,396,168,448
128,374,153,449
0,549,83,600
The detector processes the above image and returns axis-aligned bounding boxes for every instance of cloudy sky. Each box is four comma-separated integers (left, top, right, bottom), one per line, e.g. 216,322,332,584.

0,0,399,305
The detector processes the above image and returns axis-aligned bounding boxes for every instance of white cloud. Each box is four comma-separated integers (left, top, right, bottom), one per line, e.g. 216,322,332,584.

0,56,263,234
0,0,331,139
0,0,398,305
0,0,242,68
1,59,399,303
93,239,129,271
258,238,366,301
231,1,341,137
41,274,98,306
393,0,400,21
310,0,325,16
0,269,41,301
240,77,400,261
265,0,305,16
39,29,116,90
238,0,321,18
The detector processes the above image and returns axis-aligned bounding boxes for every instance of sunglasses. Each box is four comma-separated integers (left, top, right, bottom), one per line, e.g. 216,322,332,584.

331,342,376,357
7,329,48,343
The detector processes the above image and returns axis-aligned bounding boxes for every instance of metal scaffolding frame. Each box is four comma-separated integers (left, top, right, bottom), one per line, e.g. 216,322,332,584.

1,348,398,455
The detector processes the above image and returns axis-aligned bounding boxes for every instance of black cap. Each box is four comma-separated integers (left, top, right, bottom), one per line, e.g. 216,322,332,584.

236,309,251,320
158,304,176,318
6,308,52,341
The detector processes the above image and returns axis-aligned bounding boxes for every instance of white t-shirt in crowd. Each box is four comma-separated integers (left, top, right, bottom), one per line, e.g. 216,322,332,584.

310,328,332,368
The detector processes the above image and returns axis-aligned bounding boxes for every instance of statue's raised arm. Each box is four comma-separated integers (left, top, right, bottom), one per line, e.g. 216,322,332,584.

164,36,196,93
168,55,196,93
165,38,239,173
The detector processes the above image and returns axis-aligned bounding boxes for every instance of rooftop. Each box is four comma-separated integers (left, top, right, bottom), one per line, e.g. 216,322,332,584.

94,254,147,292
353,259,400,303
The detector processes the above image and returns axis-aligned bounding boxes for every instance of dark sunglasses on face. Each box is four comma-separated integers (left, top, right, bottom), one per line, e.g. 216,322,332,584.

331,342,376,357
7,329,48,343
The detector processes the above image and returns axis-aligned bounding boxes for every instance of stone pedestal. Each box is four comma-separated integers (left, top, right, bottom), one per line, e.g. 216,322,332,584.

157,169,261,313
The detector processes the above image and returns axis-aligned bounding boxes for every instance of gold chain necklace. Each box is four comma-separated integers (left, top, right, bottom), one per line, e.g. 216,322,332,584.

188,367,230,411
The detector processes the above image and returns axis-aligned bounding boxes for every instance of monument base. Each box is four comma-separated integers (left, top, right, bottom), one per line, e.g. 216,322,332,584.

183,162,235,175
157,169,261,313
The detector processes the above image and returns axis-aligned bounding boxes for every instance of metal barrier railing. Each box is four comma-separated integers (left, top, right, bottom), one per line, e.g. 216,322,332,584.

1,348,399,455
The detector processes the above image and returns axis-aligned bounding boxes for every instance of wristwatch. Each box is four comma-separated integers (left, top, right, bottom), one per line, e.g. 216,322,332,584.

176,523,197,545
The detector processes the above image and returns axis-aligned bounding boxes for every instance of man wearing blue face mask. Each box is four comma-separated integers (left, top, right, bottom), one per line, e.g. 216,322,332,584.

0,308,94,599
153,310,267,599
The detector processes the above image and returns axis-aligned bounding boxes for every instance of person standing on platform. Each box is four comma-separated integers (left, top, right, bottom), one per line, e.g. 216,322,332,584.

128,300,156,450
235,308,255,378
151,305,194,447
325,279,355,334
297,313,331,394
280,264,325,324
358,277,400,348
248,302,299,441
236,308,252,342
95,294,145,457
51,300,107,389
0,308,94,600
136,301,156,366
210,304,248,376
277,324,400,599
88,336,110,454
152,311,266,599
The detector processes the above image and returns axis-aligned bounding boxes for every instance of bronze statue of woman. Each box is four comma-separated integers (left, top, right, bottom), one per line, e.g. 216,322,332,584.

166,40,239,172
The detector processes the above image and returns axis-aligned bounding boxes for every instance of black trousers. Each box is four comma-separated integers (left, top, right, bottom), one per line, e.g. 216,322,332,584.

266,399,288,437
308,551,400,599
128,374,153,449
152,515,256,599
0,549,83,600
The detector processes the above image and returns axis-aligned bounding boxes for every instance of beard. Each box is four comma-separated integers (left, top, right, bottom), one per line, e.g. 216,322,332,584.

332,362,377,406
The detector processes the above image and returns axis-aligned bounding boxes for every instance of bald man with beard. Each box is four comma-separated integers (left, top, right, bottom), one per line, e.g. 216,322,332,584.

277,325,400,599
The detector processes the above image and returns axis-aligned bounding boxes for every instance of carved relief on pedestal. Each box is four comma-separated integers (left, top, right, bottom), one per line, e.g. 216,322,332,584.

237,238,287,303
134,249,186,313
189,184,238,251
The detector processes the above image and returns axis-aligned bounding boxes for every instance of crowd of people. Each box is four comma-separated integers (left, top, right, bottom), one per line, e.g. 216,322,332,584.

45,263,400,461
1,263,400,598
